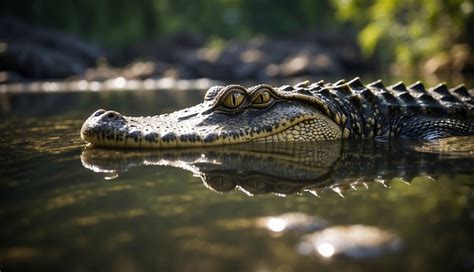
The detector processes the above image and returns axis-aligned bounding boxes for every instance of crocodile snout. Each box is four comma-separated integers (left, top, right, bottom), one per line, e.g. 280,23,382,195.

80,109,127,145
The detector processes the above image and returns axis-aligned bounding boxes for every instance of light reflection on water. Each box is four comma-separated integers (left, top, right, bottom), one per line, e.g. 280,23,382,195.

318,242,335,258
0,86,473,271
266,218,287,232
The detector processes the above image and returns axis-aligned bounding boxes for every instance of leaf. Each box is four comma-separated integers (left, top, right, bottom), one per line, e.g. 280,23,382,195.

358,23,383,56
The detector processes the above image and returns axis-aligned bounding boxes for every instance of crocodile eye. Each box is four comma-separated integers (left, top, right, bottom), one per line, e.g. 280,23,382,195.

252,91,271,105
222,92,245,109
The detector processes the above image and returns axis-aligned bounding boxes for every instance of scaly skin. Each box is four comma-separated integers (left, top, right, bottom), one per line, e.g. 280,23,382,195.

80,78,474,148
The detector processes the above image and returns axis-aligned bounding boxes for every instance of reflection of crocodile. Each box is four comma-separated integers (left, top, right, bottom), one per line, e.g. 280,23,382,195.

80,78,474,148
81,139,474,196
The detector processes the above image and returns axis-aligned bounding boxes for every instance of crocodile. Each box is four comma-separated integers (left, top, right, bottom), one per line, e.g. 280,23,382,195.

80,78,474,148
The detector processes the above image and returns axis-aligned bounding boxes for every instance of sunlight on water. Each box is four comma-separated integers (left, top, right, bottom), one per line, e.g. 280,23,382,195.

317,242,335,258
266,218,287,232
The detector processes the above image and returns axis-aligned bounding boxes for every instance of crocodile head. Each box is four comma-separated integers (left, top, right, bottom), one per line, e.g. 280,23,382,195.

80,83,342,148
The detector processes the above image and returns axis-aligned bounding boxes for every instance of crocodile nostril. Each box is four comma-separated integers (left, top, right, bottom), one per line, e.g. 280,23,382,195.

100,110,125,122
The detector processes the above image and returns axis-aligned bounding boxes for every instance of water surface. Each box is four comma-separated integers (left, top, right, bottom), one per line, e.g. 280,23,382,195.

1,84,473,271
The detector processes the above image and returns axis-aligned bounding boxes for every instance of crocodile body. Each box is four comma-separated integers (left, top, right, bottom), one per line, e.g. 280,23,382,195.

80,78,474,148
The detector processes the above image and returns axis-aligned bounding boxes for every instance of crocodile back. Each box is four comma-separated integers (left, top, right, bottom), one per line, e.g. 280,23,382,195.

276,78,473,138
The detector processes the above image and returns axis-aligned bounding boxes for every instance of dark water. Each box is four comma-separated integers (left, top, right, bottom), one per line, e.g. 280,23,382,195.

1,84,474,272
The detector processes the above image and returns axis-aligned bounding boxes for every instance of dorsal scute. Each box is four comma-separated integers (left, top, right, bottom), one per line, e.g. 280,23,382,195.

389,81,407,93
449,85,474,111
309,86,322,94
367,79,385,90
295,87,313,96
309,82,321,89
408,81,426,94
294,80,310,89
314,80,325,86
417,93,439,104
280,85,294,92
333,79,346,86
397,92,416,103
373,90,403,116
347,77,365,90
440,95,461,103
332,83,352,96
450,84,469,97
396,91,420,112
416,94,445,115
430,83,450,96
360,89,376,102
317,87,331,97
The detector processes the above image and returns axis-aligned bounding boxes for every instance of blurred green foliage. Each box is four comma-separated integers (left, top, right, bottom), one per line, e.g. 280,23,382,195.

1,0,473,66
332,0,474,65
0,0,336,46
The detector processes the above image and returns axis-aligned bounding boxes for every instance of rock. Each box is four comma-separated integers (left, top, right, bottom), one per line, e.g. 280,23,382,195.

0,41,86,79
0,16,104,66
280,51,311,77
0,16,105,80
279,47,342,77
309,53,342,74
233,62,260,79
